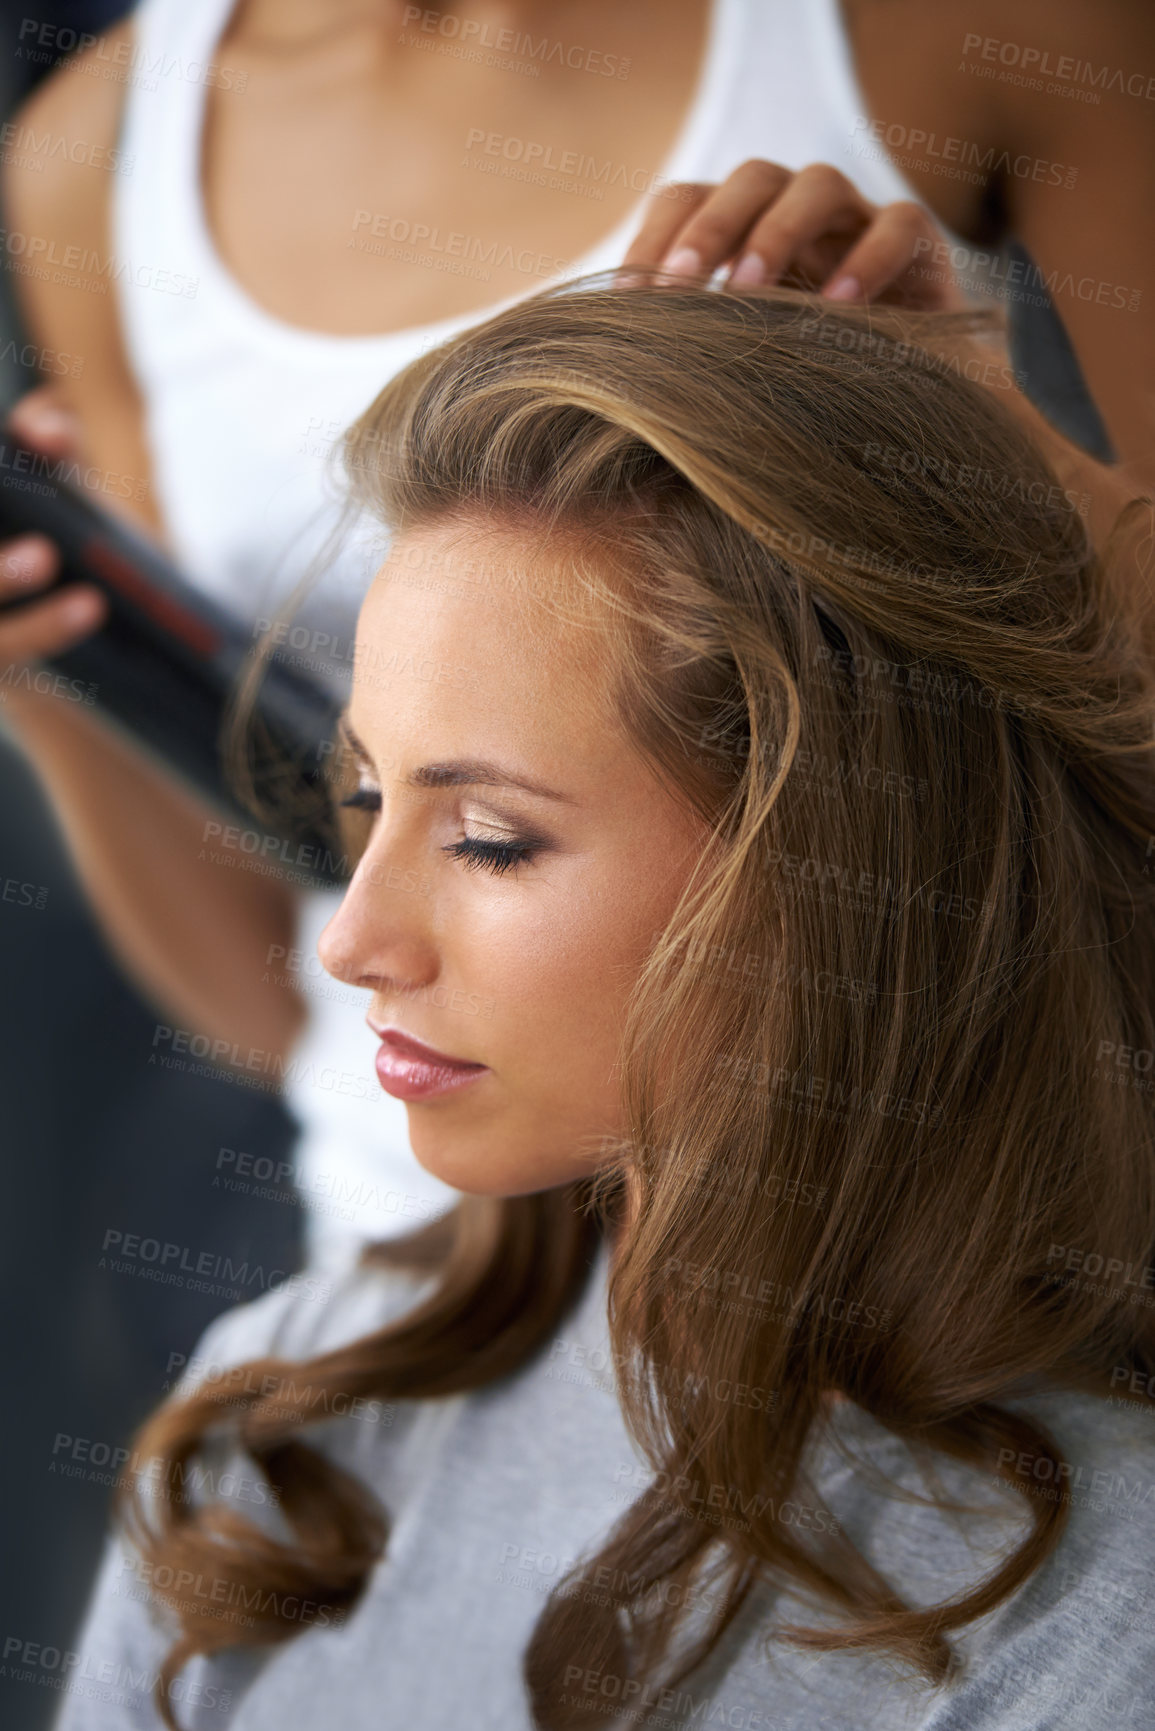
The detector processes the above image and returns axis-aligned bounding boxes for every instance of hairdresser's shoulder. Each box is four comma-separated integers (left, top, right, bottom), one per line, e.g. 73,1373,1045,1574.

1,11,135,228
177,1243,438,1387
0,10,150,467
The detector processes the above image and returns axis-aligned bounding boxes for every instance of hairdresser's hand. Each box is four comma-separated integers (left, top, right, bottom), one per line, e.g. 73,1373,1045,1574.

0,384,106,700
621,160,970,311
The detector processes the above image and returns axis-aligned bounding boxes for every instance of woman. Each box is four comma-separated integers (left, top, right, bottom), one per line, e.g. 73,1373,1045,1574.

50,273,1155,1729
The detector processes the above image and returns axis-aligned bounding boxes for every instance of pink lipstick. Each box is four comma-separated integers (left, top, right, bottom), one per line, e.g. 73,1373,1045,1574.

371,1025,489,1102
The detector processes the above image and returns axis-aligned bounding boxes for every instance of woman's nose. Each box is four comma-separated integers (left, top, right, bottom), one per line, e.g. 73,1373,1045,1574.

316,895,366,988
317,845,436,992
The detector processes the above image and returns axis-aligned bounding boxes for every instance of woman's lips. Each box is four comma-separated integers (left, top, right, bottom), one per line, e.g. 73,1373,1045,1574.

371,1026,489,1102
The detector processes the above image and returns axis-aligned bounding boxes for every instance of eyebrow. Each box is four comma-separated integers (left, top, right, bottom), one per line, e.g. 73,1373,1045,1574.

338,716,579,805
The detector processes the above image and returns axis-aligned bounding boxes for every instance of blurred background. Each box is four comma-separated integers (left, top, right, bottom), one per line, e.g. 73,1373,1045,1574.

0,12,304,1730
0,3,1126,1727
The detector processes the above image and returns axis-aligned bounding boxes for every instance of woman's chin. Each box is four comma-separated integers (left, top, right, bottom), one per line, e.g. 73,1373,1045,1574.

409,1132,523,1197
408,1129,595,1199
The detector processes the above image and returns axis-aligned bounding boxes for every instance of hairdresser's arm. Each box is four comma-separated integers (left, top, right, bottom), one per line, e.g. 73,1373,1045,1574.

967,337,1155,654
981,2,1155,498
0,24,305,1062
865,0,1155,502
0,403,305,1064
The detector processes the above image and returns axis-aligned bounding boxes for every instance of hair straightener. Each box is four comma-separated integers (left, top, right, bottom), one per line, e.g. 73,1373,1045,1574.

0,433,349,888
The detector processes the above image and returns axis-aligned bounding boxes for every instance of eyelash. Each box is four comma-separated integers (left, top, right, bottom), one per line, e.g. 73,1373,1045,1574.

339,784,539,877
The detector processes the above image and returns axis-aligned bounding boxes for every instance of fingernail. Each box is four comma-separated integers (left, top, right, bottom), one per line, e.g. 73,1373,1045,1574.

4,531,48,558
60,589,103,628
661,247,702,277
35,406,79,436
2,534,52,579
729,253,766,286
823,274,861,302
10,405,79,446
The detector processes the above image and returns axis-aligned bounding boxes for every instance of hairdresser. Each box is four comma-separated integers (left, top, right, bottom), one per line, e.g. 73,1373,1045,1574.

0,0,1148,1274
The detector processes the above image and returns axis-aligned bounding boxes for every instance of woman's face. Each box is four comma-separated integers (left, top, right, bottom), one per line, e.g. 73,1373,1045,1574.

317,518,710,1197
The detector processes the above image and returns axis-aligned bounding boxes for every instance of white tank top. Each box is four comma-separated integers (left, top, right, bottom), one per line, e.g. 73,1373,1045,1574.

112,0,918,1270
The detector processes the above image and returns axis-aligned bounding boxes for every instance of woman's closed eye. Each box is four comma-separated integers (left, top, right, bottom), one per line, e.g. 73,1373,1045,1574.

444,835,539,876
339,781,541,877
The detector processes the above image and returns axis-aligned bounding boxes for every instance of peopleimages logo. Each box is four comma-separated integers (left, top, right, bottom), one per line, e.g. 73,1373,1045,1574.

98,1227,329,1304
849,115,1078,189
399,6,632,79
960,31,1155,102
1,1633,233,1714
49,1430,279,1506
462,129,694,201
0,226,198,297
147,1023,387,1101
910,234,1141,313
0,118,133,174
15,17,248,91
199,818,349,881
1045,1242,1155,1291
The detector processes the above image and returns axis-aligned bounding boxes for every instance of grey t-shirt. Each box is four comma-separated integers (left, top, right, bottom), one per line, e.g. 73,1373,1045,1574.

48,1236,1155,1730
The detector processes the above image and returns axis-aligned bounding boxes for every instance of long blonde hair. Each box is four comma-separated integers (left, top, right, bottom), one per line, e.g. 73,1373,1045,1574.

116,277,1155,1729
